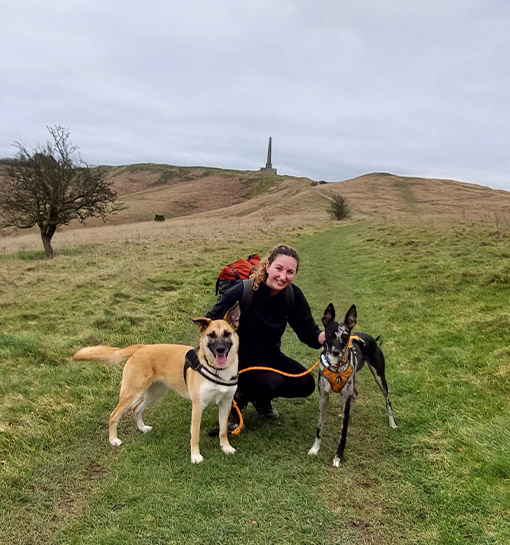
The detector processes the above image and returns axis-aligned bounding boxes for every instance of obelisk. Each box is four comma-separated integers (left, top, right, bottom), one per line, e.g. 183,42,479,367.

266,137,273,169
260,137,277,174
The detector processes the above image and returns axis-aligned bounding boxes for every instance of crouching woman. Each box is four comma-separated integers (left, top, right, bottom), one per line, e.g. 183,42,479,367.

206,244,325,431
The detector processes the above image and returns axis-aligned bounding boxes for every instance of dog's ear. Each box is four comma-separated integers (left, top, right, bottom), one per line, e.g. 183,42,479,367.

190,317,211,332
224,301,240,330
322,303,335,326
344,305,357,329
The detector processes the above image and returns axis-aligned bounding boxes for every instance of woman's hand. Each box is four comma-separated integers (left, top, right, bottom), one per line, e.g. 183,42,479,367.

318,331,325,345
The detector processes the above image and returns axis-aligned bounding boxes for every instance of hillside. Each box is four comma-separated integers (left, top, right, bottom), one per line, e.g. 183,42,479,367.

1,163,510,253
325,172,510,223
65,164,510,227
88,164,322,226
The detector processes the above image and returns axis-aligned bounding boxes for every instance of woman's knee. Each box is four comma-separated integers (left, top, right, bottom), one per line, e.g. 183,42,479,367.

239,371,283,400
301,374,316,397
281,374,315,399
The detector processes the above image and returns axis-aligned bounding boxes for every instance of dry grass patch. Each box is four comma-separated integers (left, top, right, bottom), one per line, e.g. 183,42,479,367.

320,172,510,224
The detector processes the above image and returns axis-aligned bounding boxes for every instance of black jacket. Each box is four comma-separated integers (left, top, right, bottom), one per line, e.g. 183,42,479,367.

206,282,322,354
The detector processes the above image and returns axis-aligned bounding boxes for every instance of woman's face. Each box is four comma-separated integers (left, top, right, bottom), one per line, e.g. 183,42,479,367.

265,254,298,295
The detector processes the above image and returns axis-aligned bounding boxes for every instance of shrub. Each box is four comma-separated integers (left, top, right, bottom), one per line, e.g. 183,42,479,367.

329,194,350,220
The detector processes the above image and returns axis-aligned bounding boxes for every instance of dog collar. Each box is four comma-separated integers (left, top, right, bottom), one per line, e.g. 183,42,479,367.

320,353,331,368
320,351,352,374
183,348,238,387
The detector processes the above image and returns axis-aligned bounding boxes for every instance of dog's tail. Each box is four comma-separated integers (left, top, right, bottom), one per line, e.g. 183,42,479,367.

72,344,144,365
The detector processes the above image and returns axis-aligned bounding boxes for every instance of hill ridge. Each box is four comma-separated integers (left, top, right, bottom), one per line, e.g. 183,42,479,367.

2,164,510,243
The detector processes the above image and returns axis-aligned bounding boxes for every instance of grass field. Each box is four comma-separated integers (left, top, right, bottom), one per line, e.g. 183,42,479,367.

1,218,510,544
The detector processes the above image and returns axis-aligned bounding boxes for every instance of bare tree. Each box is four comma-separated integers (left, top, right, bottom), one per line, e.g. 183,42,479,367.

0,126,122,258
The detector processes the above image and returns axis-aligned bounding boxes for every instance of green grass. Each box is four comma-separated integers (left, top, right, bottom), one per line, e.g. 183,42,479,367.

1,220,510,544
240,172,281,198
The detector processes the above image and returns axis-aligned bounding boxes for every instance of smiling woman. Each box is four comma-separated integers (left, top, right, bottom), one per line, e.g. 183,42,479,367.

256,244,298,295
206,243,326,432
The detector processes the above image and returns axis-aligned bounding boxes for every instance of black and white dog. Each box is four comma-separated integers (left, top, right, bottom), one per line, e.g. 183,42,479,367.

308,304,397,467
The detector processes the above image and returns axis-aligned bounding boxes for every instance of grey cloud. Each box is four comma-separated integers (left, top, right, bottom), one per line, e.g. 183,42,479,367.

1,0,509,190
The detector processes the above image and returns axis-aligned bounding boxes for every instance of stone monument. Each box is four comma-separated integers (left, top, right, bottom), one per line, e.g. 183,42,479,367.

260,137,277,174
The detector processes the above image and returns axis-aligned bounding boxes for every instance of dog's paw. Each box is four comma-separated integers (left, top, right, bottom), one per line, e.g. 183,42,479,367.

308,439,320,455
191,454,204,464
332,456,343,468
139,425,153,433
221,445,236,455
110,438,123,447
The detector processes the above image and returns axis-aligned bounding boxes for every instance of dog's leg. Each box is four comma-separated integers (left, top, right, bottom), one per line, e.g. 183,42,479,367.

190,401,204,464
218,397,236,456
308,379,329,456
367,363,397,429
132,382,167,433
109,393,143,446
333,395,352,467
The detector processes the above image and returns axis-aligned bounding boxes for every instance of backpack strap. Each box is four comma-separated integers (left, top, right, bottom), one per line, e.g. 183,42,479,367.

241,279,254,313
240,278,295,314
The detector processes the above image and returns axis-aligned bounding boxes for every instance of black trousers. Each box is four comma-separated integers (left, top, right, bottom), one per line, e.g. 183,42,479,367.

237,349,315,405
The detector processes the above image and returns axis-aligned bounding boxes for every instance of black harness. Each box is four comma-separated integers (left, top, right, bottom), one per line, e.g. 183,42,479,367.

183,348,238,387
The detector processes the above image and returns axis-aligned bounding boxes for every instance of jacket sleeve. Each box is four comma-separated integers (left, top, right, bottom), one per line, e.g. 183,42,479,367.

287,286,323,350
206,282,245,320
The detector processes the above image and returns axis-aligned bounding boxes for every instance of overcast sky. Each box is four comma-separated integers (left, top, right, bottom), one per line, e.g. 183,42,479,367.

1,1,509,190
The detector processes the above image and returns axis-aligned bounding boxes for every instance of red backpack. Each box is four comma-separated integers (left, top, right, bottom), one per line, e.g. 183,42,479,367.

215,254,261,298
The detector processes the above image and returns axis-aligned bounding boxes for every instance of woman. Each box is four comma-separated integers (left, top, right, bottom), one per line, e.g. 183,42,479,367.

206,244,325,431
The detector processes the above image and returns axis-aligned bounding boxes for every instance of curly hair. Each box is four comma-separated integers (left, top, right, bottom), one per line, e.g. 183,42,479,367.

252,244,300,291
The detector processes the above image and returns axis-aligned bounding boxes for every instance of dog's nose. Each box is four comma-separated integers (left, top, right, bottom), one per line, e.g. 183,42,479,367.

331,348,341,357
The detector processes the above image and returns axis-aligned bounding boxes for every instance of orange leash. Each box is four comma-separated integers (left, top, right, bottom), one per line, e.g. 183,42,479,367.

230,336,361,434
238,359,320,377
229,359,320,435
230,399,244,435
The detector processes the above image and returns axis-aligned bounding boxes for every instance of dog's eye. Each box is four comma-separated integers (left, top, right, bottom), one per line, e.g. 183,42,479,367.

208,331,217,340
337,329,349,343
223,330,231,339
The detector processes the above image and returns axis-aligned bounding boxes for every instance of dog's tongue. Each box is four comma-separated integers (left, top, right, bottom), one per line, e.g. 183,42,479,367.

216,353,227,367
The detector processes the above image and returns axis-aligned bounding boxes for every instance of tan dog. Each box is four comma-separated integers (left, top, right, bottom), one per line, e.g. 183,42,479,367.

73,303,240,464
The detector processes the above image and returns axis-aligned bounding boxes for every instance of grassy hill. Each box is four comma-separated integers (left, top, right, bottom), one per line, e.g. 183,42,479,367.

73,164,320,226
328,172,510,223
2,164,510,254
97,164,510,225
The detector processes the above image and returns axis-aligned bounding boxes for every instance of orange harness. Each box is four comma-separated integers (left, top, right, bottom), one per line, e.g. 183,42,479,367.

319,334,360,393
322,365,353,393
